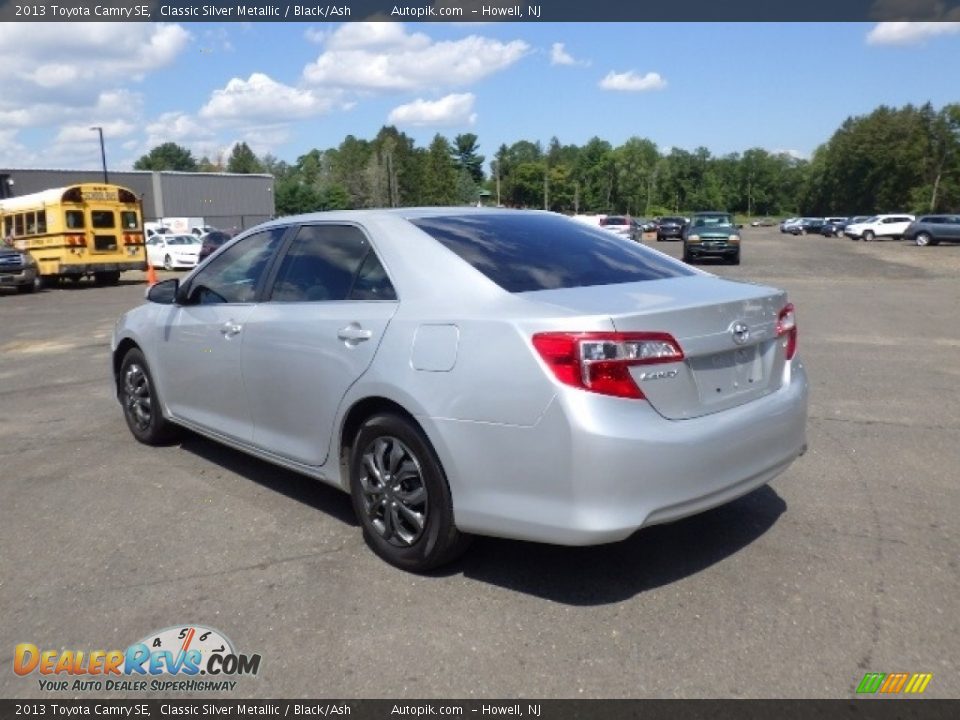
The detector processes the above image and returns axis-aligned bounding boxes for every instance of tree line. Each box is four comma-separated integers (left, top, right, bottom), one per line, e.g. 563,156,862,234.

133,102,960,218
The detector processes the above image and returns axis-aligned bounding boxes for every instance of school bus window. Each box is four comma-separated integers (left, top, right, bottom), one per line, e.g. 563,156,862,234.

26,212,36,234
66,210,85,229
3,217,11,236
14,214,24,235
92,210,115,229
121,211,138,230
36,211,47,234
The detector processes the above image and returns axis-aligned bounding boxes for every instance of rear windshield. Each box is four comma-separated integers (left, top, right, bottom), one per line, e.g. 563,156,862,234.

661,217,685,223
411,213,693,293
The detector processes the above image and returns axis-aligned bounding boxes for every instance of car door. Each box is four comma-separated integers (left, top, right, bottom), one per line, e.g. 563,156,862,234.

945,216,960,242
153,227,287,442
241,223,399,466
883,216,912,237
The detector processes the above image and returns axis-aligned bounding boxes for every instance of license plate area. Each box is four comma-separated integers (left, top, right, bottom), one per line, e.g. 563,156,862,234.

691,344,766,402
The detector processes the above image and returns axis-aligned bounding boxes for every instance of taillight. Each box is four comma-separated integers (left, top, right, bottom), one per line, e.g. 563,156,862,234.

532,332,684,400
777,303,798,360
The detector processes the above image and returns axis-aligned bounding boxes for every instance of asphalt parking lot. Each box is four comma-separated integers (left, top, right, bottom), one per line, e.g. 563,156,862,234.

1,228,958,699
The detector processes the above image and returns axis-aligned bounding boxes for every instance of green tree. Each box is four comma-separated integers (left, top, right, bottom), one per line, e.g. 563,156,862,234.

226,142,263,174
452,133,485,184
422,134,457,205
134,142,198,172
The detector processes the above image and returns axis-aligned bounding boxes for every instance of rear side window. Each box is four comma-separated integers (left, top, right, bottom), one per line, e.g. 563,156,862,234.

411,213,693,293
270,224,395,302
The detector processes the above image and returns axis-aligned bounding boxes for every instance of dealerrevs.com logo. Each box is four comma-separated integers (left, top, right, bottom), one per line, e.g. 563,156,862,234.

14,625,261,692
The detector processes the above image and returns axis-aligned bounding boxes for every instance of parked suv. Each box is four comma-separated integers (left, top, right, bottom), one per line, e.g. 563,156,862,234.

903,215,960,246
656,216,687,241
844,214,915,241
0,245,39,294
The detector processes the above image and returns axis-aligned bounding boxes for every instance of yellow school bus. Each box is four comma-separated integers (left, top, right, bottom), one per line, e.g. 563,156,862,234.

0,183,147,286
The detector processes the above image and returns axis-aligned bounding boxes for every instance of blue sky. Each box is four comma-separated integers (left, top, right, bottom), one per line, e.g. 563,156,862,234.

1,21,959,172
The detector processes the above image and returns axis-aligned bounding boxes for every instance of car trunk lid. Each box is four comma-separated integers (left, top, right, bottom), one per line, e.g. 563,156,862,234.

527,275,789,419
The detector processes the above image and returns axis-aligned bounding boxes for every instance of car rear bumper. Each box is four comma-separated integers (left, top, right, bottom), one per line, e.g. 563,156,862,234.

429,360,809,546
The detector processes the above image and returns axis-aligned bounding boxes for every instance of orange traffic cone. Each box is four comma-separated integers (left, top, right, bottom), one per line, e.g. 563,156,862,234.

146,262,158,286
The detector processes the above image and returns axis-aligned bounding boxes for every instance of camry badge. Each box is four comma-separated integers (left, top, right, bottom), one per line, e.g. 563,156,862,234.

731,322,750,345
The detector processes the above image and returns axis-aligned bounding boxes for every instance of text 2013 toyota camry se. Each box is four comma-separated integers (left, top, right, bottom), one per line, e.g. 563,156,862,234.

112,209,808,571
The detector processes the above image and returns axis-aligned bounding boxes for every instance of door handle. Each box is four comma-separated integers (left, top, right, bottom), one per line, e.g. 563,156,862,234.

337,324,372,344
220,321,243,337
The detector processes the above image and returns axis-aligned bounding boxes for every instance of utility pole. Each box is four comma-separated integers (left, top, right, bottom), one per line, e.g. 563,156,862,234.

90,126,108,183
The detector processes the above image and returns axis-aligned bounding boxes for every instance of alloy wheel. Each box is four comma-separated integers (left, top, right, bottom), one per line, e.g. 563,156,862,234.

358,436,428,547
123,363,152,433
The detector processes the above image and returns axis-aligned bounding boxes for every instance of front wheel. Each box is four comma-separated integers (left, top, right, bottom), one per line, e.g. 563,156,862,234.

915,233,932,247
349,413,470,572
163,255,174,271
862,230,875,242
118,348,180,446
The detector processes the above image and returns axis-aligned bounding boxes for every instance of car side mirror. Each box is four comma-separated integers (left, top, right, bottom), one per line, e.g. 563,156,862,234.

146,278,179,305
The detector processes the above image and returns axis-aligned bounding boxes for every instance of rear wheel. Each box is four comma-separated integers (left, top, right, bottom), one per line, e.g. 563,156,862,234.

349,413,470,572
119,348,180,446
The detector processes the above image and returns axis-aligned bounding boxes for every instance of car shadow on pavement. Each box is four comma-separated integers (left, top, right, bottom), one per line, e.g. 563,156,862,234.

453,485,787,605
178,432,359,529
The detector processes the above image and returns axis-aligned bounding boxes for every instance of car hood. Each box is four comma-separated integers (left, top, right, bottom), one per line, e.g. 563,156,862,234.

689,225,738,237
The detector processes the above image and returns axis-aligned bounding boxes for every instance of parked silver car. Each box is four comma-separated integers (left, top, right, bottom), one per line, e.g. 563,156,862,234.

112,209,809,571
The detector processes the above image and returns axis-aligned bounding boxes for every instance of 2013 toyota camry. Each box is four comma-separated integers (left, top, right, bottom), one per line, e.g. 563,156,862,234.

112,209,808,571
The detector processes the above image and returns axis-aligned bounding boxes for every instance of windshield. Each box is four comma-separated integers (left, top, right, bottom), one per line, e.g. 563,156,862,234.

693,214,734,227
168,235,199,245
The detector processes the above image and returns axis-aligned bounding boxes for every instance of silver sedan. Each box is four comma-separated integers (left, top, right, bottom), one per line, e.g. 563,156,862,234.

112,209,808,571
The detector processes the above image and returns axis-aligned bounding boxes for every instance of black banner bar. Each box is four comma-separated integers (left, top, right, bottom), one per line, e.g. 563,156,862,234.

2,0,960,22
1,700,959,719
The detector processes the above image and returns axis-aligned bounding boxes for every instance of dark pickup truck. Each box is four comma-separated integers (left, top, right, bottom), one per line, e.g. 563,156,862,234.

0,246,39,294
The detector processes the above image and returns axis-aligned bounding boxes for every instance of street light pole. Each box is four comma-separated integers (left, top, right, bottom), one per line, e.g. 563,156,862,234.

90,126,108,183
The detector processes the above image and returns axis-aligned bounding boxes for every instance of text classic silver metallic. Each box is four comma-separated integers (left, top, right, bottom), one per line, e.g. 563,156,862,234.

112,209,808,571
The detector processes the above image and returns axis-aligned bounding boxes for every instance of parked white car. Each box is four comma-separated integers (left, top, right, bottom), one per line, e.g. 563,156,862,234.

844,214,915,241
145,234,202,270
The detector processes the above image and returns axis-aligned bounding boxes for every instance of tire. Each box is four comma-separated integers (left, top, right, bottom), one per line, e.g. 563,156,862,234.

118,348,181,446
16,281,36,294
349,413,470,572
862,230,875,242
163,255,174,271
682,249,694,264
729,250,741,265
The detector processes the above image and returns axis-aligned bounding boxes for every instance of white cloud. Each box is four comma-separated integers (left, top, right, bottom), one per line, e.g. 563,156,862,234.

550,42,587,66
773,148,809,161
866,21,960,45
55,121,136,145
0,23,190,91
144,112,216,148
303,22,529,91
387,93,477,127
600,70,667,92
304,26,328,44
200,73,337,122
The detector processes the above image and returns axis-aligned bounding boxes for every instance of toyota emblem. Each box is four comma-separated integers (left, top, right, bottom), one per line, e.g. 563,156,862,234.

731,322,750,345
